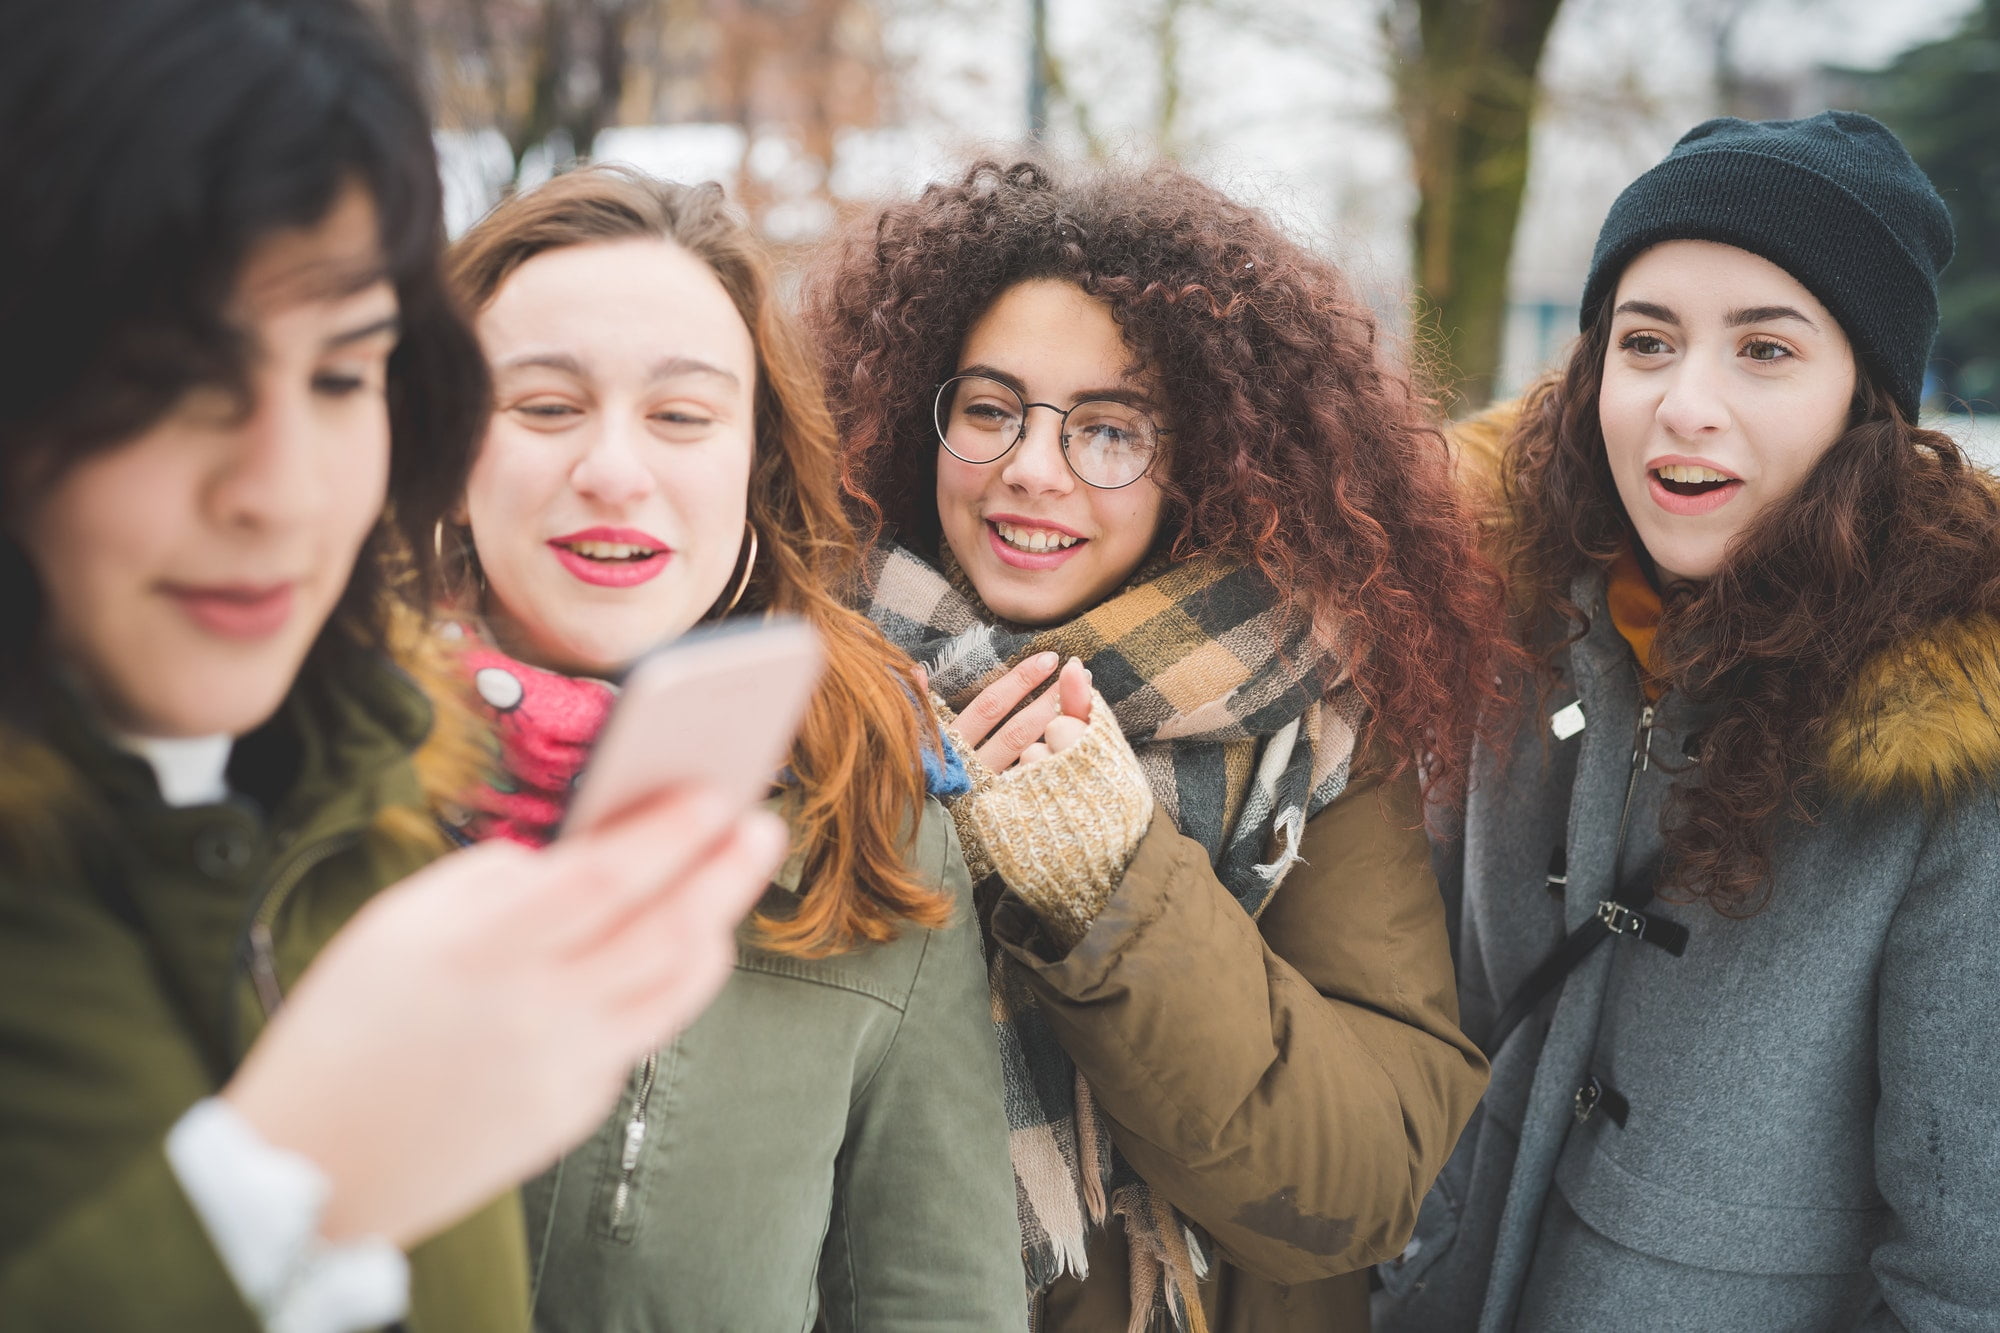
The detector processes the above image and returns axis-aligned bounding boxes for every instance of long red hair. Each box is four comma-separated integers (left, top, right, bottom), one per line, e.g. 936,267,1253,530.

804,159,1523,800
448,166,948,955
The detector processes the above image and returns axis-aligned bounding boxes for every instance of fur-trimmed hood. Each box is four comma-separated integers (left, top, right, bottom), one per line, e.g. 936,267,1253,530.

1447,403,2000,803
1827,613,2000,803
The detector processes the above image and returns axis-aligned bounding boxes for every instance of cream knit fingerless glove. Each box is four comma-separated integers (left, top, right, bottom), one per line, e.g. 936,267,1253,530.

939,691,1156,949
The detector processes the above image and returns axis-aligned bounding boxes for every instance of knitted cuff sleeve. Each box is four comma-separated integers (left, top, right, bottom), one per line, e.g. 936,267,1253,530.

955,692,1155,949
932,699,999,886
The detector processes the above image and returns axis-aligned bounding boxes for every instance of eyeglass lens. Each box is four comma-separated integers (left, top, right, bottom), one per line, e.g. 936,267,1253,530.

934,374,1156,489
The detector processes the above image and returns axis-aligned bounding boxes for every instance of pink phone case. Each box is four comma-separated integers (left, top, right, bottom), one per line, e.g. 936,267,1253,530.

562,616,825,837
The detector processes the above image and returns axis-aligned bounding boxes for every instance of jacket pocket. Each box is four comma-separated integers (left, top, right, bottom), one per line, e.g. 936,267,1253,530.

1555,1137,1887,1276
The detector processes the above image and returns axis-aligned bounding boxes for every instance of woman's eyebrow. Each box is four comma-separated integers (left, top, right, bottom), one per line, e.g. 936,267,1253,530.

956,362,1155,408
1072,386,1159,410
323,314,400,350
645,355,740,388
1727,304,1818,330
497,351,585,375
1613,299,1679,324
956,363,1027,395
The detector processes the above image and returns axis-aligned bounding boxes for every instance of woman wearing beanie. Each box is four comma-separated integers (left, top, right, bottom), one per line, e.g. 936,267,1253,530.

805,159,1511,1332
436,166,1026,1332
1375,111,2000,1332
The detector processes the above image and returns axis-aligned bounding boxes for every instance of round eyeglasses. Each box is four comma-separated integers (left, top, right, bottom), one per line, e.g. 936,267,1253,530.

933,374,1165,490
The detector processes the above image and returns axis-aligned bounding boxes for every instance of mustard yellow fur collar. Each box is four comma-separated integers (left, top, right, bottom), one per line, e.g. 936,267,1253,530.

1447,403,2000,801
1825,613,2000,802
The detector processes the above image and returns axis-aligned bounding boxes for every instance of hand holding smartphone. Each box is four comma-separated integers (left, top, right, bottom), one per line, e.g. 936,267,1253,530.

562,616,826,837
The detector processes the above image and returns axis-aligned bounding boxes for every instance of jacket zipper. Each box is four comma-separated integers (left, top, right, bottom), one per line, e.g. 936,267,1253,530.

244,833,362,1020
1608,702,1656,871
608,1052,660,1228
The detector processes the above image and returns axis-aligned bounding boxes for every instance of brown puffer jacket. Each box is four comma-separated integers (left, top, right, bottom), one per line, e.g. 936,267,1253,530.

990,758,1488,1332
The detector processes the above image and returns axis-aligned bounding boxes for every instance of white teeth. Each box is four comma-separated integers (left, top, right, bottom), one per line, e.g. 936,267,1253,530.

994,522,1079,553
566,540,655,560
1655,464,1733,484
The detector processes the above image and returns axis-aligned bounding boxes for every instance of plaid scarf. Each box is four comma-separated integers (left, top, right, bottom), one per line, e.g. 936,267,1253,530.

863,542,1365,1329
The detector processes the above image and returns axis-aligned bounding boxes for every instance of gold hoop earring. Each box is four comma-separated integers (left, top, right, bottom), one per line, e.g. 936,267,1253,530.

717,520,759,618
434,518,483,600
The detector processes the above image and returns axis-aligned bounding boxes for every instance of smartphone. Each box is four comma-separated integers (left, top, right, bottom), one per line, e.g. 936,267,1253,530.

561,615,826,838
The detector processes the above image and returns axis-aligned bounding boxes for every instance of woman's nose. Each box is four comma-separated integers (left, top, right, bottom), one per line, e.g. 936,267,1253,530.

570,417,657,506
1654,356,1732,439
997,407,1076,494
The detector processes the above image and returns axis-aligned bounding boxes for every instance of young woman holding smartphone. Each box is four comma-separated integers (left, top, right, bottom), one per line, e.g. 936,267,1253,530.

1375,112,2000,1333
437,165,1025,1331
805,159,1513,1332
0,3,779,1330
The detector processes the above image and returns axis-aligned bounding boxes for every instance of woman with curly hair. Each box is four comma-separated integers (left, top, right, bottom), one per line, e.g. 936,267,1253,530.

1376,113,2000,1333
804,159,1512,1332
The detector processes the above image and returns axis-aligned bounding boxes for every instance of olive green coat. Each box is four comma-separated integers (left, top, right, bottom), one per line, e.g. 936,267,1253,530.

522,797,1027,1333
0,648,528,1331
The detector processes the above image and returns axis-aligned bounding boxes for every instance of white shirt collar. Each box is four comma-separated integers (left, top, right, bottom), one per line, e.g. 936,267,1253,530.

113,733,234,808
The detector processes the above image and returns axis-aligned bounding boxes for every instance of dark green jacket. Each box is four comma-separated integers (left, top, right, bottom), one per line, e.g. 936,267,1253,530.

522,797,1027,1333
0,646,528,1331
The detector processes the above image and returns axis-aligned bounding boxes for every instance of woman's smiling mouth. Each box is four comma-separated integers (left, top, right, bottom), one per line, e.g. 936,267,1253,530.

1646,459,1744,517
985,516,1088,570
548,526,673,587
160,581,296,639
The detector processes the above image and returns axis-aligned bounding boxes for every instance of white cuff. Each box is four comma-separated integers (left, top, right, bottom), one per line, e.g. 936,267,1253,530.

165,1098,409,1333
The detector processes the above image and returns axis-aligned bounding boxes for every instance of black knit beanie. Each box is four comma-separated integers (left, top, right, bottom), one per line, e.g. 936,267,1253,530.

1580,110,1954,421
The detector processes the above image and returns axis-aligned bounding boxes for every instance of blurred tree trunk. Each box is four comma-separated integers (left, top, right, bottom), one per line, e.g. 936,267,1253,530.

558,0,641,160
1396,0,1565,410
1873,0,2000,408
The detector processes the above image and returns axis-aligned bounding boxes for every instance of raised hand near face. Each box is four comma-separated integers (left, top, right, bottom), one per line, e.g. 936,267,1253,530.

947,653,1095,773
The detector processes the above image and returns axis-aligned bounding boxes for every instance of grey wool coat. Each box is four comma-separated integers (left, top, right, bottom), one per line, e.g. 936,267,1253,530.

1375,573,2000,1333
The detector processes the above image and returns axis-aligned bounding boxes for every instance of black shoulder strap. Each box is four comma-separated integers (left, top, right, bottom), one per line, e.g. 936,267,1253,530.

1479,854,1685,1060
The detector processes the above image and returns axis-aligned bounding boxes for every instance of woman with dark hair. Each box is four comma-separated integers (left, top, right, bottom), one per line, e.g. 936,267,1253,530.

0,4,778,1329
435,165,1024,1330
805,159,1510,1332
1375,112,2000,1332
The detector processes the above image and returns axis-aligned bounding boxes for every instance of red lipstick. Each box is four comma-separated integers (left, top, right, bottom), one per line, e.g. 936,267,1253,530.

547,526,673,588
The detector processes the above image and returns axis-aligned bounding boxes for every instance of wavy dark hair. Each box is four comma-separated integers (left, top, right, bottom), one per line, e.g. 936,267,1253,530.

1500,292,2000,912
0,0,486,712
804,158,1521,800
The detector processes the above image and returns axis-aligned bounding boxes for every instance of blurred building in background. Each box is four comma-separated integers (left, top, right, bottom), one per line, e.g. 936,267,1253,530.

376,0,1996,457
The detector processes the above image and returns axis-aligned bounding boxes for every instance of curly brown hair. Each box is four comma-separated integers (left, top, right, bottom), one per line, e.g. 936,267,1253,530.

1501,293,2000,912
803,158,1521,800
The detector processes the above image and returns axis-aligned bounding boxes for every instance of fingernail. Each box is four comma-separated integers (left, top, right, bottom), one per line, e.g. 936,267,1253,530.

1034,651,1059,669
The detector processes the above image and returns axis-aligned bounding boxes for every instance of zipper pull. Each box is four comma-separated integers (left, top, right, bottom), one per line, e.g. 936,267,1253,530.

1636,705,1656,772
620,1115,648,1172
248,920,284,1017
